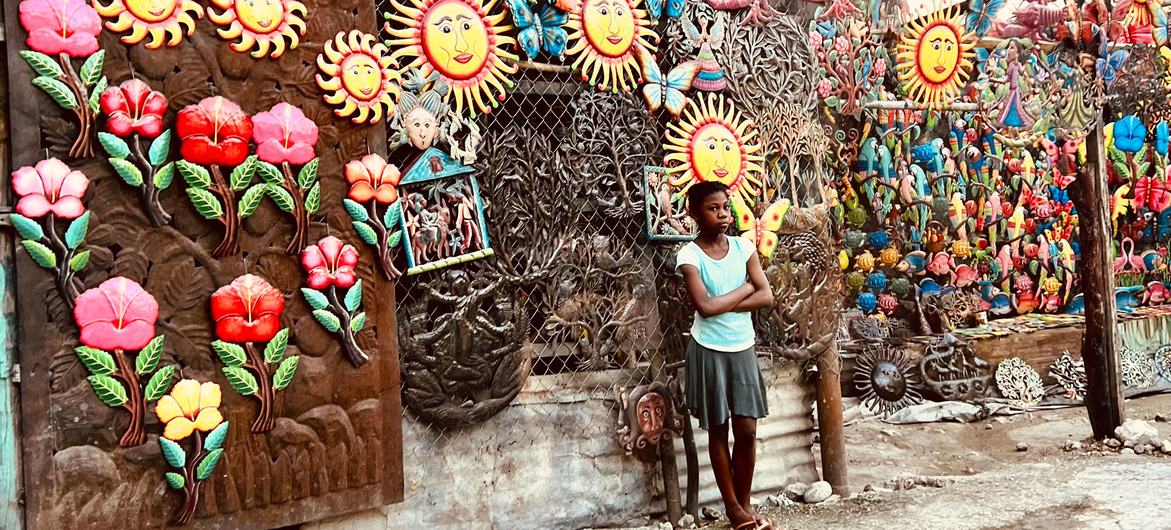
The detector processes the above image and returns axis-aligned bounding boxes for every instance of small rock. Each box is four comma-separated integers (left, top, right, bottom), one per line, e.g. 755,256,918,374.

701,507,721,521
804,481,833,504
1115,420,1161,448
658,522,673,530
1105,438,1122,448
863,484,874,492
1121,448,1136,456
677,514,697,529
880,429,899,437
985,424,993,430
813,433,821,443
1135,444,1148,455
1063,441,1085,451
1162,440,1171,454
964,467,976,475
784,482,809,501
1156,414,1169,423
1124,439,1136,448
1016,442,1029,452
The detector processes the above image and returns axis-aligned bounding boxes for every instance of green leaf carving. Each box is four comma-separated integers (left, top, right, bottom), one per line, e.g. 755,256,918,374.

186,188,224,220
98,132,131,159
19,50,63,78
301,288,329,310
384,201,402,228
343,199,370,222
22,240,56,269
266,184,295,213
32,76,78,109
222,366,259,396
264,328,289,364
196,448,224,481
154,162,175,190
256,161,283,184
159,437,186,469
136,335,165,374
143,365,177,403
298,158,319,188
353,221,378,246
237,184,267,219
75,346,116,376
211,341,246,367
230,155,258,191
204,421,229,452
69,250,91,272
312,309,341,333
304,182,321,214
10,214,44,241
110,158,144,187
350,312,366,333
79,50,105,86
177,161,212,188
344,280,363,312
387,230,402,248
149,130,172,166
273,356,299,391
88,76,107,114
164,472,185,490
64,212,90,250
86,374,128,407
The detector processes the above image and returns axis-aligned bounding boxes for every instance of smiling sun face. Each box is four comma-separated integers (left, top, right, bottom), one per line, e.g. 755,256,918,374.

316,30,402,124
565,0,658,93
96,0,203,49
386,0,519,115
664,94,764,205
208,0,307,58
895,4,975,104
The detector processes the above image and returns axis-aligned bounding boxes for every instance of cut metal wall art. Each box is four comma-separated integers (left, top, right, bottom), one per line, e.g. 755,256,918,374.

731,194,790,260
643,165,696,241
10,159,92,307
809,6,889,118
663,93,765,205
94,0,202,49
894,3,976,104
1048,350,1087,401
919,333,992,401
398,147,494,274
155,380,228,525
854,344,923,418
565,0,659,92
316,30,402,124
1120,346,1157,389
391,70,482,163
301,236,371,367
994,357,1044,407
251,102,321,253
637,54,699,117
207,0,308,58
1155,345,1171,381
97,79,174,226
616,381,683,462
680,13,727,92
344,154,405,279
504,0,570,60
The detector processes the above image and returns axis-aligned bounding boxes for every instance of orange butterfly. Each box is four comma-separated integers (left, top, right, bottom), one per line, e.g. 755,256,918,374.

731,195,791,260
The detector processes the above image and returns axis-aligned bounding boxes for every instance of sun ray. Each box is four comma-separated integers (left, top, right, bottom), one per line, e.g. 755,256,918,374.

316,30,402,124
96,0,202,47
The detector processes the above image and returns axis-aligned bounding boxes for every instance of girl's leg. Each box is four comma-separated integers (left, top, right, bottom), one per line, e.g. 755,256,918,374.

731,415,759,519
709,420,754,527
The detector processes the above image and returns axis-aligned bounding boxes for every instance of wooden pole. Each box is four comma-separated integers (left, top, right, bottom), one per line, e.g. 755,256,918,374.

1072,121,1125,439
816,339,849,497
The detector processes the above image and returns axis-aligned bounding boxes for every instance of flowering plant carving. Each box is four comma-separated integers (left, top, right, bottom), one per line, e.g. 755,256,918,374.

301,236,370,367
809,17,887,118
10,158,92,307
155,380,229,525
251,102,321,253
98,79,175,226
343,154,404,279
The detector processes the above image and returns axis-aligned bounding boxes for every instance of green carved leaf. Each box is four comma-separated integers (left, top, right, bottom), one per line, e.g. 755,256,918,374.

344,280,363,312
256,160,283,184
109,158,144,187
22,240,56,269
384,201,402,228
75,346,116,376
143,364,177,403
301,288,329,311
196,448,224,481
149,130,172,166
135,335,165,374
222,366,259,396
164,472,185,490
353,221,378,247
304,182,321,214
154,162,175,190
343,199,370,222
266,184,295,213
312,309,341,333
350,312,366,333
79,50,105,86
237,184,267,219
86,374,128,407
69,250,91,272
204,421,229,452
159,437,186,469
264,328,289,364
177,161,211,188
98,132,131,159
64,212,90,250
186,187,224,220
230,155,258,191
211,341,246,367
19,50,63,78
88,76,107,114
272,356,299,391
10,214,44,241
387,230,402,248
32,76,78,109
298,158,319,188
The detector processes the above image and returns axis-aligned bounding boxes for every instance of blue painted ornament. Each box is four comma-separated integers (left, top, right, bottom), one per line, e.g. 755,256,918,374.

856,292,878,314
868,272,889,292
868,230,891,249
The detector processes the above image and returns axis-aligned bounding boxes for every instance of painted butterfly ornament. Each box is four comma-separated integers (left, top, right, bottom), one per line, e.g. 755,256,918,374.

506,0,570,60
731,195,791,259
638,51,699,116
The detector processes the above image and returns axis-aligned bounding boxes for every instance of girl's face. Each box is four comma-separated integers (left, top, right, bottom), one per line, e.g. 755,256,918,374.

689,190,731,234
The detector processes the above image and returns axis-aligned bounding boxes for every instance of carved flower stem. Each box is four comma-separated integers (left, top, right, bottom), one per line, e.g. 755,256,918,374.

112,349,146,447
281,162,308,255
58,54,94,159
44,216,81,307
366,201,402,280
209,165,240,257
326,287,369,367
131,137,172,227
243,343,275,433
174,430,204,525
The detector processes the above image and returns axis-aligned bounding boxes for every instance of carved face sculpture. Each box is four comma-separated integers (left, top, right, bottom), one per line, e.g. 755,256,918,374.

636,391,666,444
870,360,907,401
422,0,490,80
405,106,439,149
582,0,635,58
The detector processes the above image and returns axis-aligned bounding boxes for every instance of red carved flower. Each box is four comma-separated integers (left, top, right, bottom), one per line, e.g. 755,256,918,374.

344,154,401,204
252,103,319,165
11,158,89,219
100,79,168,139
176,96,253,166
301,236,359,290
73,277,159,351
19,0,101,58
211,274,285,343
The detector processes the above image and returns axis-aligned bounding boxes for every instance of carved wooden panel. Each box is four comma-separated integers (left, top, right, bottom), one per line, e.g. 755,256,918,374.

3,0,404,526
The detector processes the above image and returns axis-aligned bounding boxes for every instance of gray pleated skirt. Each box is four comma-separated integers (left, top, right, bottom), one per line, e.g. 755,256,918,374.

684,339,769,430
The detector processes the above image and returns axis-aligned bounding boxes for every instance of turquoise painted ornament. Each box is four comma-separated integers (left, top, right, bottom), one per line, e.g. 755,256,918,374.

856,292,879,314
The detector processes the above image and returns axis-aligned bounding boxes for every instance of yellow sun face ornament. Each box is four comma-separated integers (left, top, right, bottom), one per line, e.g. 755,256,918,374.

664,94,765,205
385,0,519,115
316,30,403,124
95,0,203,49
565,0,658,93
208,0,307,58
895,4,975,104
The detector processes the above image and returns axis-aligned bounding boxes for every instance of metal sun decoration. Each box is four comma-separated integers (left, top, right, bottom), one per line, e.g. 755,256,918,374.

301,236,372,368
94,0,202,49
207,0,308,59
663,93,766,206
895,3,977,105
316,30,403,124
994,357,1044,406
397,148,495,275
564,0,660,93
854,344,924,417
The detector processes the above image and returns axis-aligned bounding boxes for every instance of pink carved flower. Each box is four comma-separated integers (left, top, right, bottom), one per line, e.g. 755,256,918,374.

808,30,822,52
252,103,319,165
19,0,101,57
11,158,89,219
833,36,850,55
817,79,833,99
301,236,359,290
74,277,159,351
873,57,886,77
177,96,253,167
100,79,168,139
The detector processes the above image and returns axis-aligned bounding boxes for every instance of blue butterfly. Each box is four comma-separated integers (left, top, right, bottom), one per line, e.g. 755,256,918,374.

645,0,683,19
505,0,569,60
1097,49,1130,89
966,0,1005,37
639,53,698,117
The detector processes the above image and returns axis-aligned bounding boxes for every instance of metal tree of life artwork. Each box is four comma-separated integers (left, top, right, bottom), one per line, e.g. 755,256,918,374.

643,165,696,241
384,0,519,115
398,147,494,274
663,93,765,206
565,0,659,92
895,3,976,105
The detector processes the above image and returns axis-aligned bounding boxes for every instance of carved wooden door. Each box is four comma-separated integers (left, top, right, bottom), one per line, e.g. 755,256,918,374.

3,0,403,526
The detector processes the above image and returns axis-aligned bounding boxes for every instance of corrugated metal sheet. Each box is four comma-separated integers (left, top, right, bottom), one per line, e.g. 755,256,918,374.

675,359,820,507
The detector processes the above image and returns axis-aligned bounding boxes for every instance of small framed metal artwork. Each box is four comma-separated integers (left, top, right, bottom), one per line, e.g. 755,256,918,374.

643,165,695,242
398,147,494,275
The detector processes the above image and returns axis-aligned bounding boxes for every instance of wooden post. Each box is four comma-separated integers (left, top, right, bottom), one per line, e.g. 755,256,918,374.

1073,121,1125,438
816,340,849,497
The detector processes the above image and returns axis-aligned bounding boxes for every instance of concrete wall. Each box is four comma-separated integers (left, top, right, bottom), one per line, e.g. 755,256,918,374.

308,362,818,530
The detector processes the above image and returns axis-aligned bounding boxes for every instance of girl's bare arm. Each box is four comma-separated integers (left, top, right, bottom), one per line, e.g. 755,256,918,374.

680,265,756,318
732,252,774,312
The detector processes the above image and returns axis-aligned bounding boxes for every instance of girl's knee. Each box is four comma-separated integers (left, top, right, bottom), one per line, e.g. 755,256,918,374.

731,416,757,440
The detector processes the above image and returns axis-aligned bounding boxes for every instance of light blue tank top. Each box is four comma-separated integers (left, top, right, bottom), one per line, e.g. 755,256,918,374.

675,235,756,352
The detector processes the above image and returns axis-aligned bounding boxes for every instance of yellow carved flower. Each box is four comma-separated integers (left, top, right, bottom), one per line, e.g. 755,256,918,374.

155,379,223,441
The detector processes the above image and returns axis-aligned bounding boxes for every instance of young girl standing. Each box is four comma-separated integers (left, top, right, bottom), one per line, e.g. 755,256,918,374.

675,182,775,530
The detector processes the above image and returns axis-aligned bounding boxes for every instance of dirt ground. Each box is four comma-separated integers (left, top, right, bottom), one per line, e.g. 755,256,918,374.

692,393,1171,530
